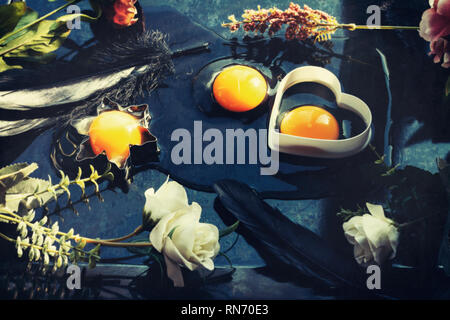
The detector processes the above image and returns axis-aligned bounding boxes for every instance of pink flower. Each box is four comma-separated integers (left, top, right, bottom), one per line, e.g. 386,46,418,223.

419,0,450,68
433,0,450,17
431,37,450,67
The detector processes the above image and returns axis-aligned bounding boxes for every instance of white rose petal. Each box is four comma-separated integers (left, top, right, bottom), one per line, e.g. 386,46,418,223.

365,203,387,220
163,252,185,287
150,202,201,251
143,177,190,225
343,203,400,266
150,201,220,287
144,178,220,287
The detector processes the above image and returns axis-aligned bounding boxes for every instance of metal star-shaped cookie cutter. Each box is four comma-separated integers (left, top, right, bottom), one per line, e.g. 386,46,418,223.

50,97,159,189
71,97,158,170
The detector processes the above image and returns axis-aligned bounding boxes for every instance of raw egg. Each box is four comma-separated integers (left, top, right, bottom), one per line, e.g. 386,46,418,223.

280,106,339,140
212,65,268,112
89,110,144,164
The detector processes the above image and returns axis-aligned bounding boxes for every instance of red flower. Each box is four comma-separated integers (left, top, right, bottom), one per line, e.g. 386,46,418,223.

419,0,450,68
105,0,139,27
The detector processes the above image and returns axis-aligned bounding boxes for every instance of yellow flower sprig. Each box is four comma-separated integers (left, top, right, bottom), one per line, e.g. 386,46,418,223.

0,164,152,271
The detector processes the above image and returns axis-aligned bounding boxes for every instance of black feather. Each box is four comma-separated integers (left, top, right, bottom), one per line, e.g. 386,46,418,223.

0,30,175,136
213,179,367,289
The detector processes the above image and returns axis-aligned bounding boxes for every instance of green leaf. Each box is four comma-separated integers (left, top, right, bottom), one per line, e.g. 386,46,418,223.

0,163,38,207
0,56,21,72
1,18,71,57
75,238,87,250
0,14,74,72
167,226,178,239
219,221,240,238
376,48,390,80
88,243,101,256
0,8,39,44
126,244,154,256
125,235,154,256
88,0,103,20
88,255,97,269
88,244,101,269
382,164,400,177
4,177,63,215
0,162,38,186
0,2,27,38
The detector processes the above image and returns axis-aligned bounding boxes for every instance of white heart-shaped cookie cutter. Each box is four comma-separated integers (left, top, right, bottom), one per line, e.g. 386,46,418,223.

268,66,372,158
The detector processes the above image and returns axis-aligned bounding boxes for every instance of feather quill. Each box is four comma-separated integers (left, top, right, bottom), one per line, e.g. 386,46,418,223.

213,179,367,288
0,30,180,136
0,67,137,110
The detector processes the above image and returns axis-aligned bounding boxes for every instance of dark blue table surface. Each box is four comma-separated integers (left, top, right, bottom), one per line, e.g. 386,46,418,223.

0,0,449,299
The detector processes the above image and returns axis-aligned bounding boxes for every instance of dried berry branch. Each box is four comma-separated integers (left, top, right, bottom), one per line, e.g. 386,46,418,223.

223,3,343,41
223,3,419,42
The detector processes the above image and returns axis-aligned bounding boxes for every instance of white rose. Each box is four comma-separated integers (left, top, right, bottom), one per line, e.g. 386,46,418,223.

143,177,189,226
150,202,220,287
343,203,399,266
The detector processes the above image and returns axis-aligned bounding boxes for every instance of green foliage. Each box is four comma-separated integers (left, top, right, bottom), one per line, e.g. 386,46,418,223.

5,176,64,216
0,7,39,43
126,235,155,256
381,164,400,177
0,162,63,215
0,11,72,71
87,244,101,269
0,163,38,206
369,144,399,177
0,2,27,38
12,217,76,272
337,205,368,222
0,162,113,216
125,235,164,275
0,0,101,72
0,162,114,271
5,204,102,272
0,160,227,281
338,145,449,269
88,0,103,20
167,226,178,239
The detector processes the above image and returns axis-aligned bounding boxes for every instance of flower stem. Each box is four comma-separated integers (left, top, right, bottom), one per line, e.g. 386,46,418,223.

351,25,419,30
226,20,419,31
397,212,441,229
0,232,14,243
81,239,152,248
99,225,144,243
0,0,82,44
0,212,152,248
81,225,150,247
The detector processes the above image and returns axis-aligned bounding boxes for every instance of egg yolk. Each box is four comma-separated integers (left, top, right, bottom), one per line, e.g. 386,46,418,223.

212,65,267,112
89,110,144,165
280,106,339,140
